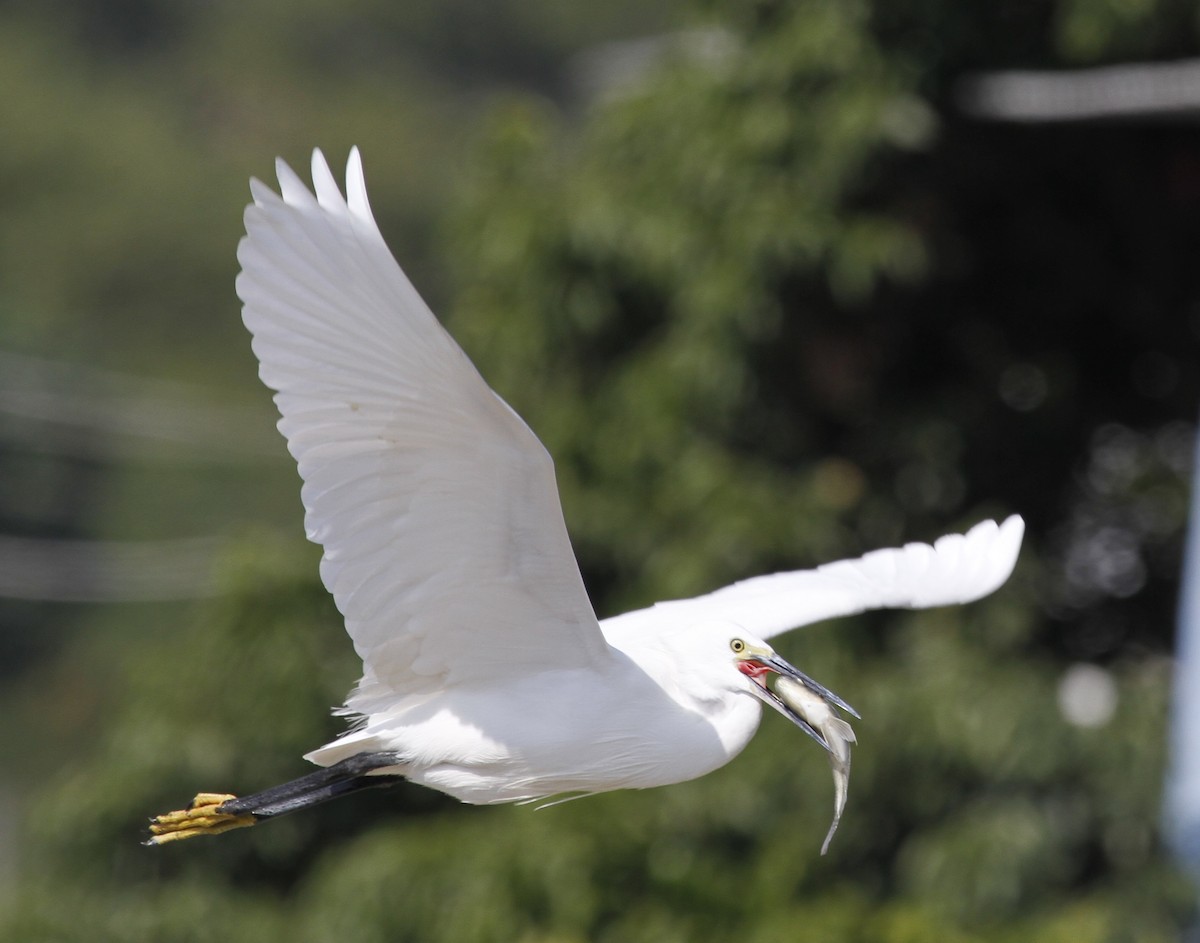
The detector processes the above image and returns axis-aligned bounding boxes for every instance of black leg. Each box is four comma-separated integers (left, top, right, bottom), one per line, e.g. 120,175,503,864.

146,751,407,844
219,751,406,819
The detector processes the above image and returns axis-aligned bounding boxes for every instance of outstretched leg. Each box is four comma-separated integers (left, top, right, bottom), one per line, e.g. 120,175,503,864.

146,751,405,845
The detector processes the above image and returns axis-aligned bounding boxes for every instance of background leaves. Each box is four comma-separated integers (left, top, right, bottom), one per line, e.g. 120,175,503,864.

1,0,1198,939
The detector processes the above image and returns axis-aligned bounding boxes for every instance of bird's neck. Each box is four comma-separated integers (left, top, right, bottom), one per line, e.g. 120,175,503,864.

614,642,763,759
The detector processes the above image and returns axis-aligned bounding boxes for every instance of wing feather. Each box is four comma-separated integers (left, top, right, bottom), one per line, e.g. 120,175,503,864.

602,516,1024,643
237,149,610,714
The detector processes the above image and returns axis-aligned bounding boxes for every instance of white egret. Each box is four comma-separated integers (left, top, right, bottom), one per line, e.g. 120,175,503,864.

148,150,1024,850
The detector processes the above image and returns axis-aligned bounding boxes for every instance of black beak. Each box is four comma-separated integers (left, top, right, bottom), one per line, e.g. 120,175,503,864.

744,653,859,752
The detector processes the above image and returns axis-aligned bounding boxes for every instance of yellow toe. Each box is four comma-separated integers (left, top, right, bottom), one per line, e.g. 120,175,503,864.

146,792,255,844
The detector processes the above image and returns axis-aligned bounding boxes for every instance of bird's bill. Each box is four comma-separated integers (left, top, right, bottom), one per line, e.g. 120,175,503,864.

764,654,860,719
738,653,859,753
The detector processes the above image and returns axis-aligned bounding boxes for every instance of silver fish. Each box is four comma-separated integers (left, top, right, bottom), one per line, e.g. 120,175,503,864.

774,673,857,855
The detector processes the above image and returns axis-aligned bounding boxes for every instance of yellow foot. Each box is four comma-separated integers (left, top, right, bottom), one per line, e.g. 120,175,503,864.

146,792,256,845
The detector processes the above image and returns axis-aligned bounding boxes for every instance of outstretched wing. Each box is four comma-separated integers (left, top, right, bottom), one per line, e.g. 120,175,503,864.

601,516,1024,642
237,149,610,710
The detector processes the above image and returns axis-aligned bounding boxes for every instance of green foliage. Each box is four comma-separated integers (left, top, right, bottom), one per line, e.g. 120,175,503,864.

2,0,1198,940
4,589,1190,940
445,1,938,615
1054,0,1200,63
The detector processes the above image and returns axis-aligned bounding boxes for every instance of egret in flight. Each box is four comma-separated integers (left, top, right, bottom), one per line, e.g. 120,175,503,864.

148,150,1023,852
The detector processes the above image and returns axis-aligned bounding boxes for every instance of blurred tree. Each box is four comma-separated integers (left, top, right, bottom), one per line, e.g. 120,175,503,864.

0,0,684,775
1,0,1198,940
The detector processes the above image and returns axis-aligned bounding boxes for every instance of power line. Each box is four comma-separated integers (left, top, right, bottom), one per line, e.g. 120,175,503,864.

959,58,1200,123
0,348,281,464
0,535,227,602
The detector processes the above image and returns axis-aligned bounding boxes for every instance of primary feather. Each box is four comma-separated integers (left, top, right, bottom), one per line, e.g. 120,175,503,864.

602,516,1024,644
238,148,611,722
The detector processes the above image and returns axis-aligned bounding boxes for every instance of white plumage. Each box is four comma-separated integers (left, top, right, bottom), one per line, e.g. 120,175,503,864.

148,149,1024,847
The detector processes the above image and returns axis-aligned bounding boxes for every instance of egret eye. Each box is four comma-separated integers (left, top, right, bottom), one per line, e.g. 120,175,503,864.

730,638,746,654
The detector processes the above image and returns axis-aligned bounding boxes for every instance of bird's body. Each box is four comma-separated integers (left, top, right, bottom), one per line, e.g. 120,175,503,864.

310,623,765,804
148,149,1024,849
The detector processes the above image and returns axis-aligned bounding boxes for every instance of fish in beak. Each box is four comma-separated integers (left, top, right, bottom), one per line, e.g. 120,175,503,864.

737,649,858,855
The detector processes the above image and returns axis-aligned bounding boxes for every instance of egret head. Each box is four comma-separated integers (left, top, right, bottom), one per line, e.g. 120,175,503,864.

682,621,860,752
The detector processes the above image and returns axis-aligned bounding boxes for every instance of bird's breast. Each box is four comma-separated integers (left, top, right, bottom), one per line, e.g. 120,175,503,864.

393,660,761,803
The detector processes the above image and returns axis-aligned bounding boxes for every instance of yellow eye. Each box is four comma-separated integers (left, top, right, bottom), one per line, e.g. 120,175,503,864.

730,638,746,654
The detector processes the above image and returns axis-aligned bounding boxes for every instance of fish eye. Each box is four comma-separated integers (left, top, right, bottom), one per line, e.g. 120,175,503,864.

730,638,746,654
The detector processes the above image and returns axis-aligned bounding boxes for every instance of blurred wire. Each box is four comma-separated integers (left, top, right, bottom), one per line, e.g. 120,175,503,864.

959,58,1200,122
0,349,274,601
0,535,226,602
568,28,736,102
0,348,280,464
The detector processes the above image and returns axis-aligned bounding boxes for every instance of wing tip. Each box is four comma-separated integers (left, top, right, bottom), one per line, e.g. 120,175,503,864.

952,513,1025,601
897,512,1025,608
246,147,376,228
274,155,318,208
247,175,277,207
989,512,1025,584
345,146,379,228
